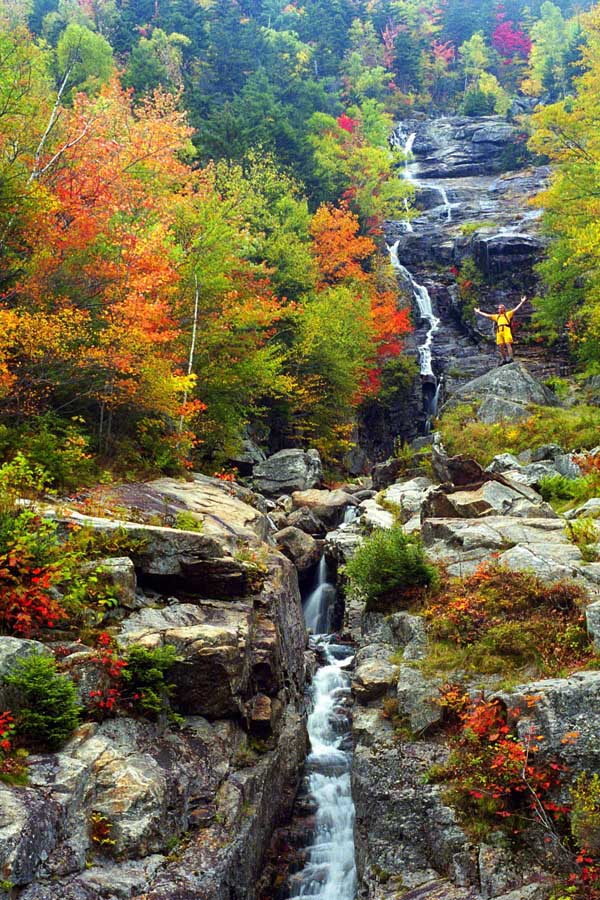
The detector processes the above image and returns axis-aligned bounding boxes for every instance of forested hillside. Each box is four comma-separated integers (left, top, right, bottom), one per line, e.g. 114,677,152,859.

0,0,598,483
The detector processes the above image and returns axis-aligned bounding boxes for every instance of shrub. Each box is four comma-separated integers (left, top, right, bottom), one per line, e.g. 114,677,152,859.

0,710,28,785
4,654,81,750
0,511,69,636
0,453,49,515
20,414,96,491
437,697,565,840
566,517,600,562
121,643,181,722
539,474,583,503
571,773,600,853
344,526,438,611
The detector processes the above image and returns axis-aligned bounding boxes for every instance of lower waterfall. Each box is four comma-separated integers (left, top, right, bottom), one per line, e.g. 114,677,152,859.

287,559,357,900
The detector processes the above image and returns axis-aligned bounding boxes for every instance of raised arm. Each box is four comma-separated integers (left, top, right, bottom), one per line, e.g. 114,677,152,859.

511,295,527,314
474,307,494,319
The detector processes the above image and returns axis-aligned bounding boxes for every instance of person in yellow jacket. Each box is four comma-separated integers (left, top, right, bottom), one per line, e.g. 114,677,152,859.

474,296,527,365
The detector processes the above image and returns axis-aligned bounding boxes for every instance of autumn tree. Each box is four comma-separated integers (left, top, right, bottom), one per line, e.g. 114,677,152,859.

528,6,600,369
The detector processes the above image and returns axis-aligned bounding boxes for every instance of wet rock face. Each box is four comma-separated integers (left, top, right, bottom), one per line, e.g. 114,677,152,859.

408,116,520,179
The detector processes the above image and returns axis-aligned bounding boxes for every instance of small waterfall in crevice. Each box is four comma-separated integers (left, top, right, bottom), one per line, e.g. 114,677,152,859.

285,559,357,900
342,505,358,525
437,185,452,222
303,557,336,635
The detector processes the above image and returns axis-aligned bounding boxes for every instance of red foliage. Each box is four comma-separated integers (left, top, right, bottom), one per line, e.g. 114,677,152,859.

337,113,358,134
452,697,564,827
0,547,67,637
492,20,531,60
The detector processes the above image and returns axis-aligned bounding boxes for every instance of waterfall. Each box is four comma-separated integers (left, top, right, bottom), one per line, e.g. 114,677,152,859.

287,564,357,900
389,240,440,379
437,185,452,222
303,556,336,635
342,505,358,525
402,132,416,232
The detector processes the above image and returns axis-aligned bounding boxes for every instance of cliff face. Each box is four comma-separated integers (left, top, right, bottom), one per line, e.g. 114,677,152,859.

360,114,560,461
0,478,310,900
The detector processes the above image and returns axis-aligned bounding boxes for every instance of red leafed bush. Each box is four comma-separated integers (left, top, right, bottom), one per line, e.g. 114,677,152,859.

0,710,27,784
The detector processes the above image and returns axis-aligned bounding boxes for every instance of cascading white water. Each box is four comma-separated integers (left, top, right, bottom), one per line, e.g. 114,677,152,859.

388,240,440,378
303,557,337,635
437,185,452,222
401,132,416,233
288,639,356,900
342,505,358,524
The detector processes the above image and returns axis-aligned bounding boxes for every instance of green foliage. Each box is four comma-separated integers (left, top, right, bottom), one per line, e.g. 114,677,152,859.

439,403,600,466
571,772,600,852
174,511,203,532
344,526,438,611
544,375,571,399
539,473,582,502
56,22,114,97
4,654,81,750
19,415,96,491
565,516,599,561
0,453,49,514
121,644,181,723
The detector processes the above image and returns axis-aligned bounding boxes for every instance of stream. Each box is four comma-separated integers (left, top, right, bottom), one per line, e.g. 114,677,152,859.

287,559,357,900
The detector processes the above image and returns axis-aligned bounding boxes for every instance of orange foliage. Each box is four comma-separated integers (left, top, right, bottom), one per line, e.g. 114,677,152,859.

310,203,375,286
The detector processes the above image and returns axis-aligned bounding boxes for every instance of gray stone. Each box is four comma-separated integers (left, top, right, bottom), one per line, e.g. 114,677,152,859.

80,556,137,612
352,659,397,704
324,523,363,566
503,461,556,488
286,506,327,537
485,453,523,474
118,602,252,718
358,498,395,531
498,671,600,775
387,613,428,661
531,444,563,462
477,396,530,424
273,526,320,572
585,600,600,650
452,361,559,409
554,453,583,479
566,498,600,520
290,488,357,529
253,448,323,497
396,666,443,734
385,477,433,523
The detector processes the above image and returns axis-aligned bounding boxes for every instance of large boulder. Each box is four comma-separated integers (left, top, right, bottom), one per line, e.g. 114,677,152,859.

78,476,271,546
385,477,433,524
352,659,398,704
473,232,545,276
0,636,52,680
286,506,327,537
449,362,559,418
498,671,600,775
253,449,323,497
117,602,253,718
273,526,320,572
421,481,556,521
290,488,357,529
